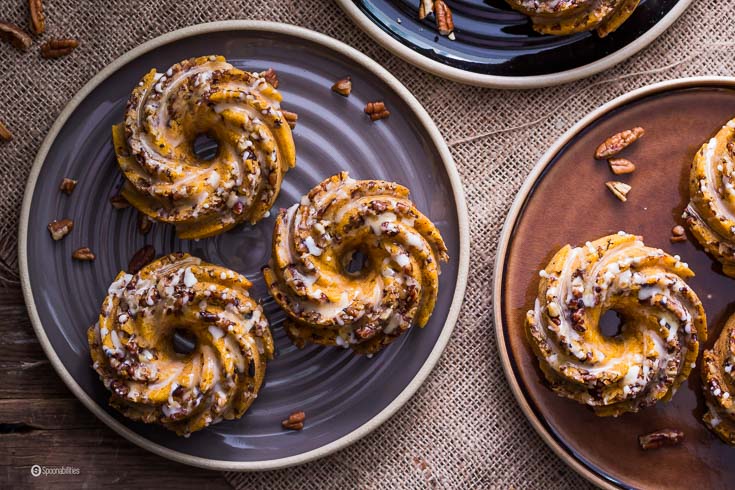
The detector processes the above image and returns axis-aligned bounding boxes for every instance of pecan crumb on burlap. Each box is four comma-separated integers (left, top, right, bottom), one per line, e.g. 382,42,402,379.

40,38,79,59
638,428,684,450
281,411,305,430
595,127,645,159
365,101,390,121
29,0,46,34
0,22,32,51
0,121,12,142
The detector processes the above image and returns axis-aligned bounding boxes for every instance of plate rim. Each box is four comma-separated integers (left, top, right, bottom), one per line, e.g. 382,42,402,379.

492,76,735,489
335,0,693,89
18,20,470,472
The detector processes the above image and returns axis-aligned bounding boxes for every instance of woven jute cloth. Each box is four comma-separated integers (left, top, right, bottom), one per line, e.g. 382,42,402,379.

2,0,734,487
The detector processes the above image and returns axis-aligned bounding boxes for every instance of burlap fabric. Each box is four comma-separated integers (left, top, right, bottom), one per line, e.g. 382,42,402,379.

1,0,733,487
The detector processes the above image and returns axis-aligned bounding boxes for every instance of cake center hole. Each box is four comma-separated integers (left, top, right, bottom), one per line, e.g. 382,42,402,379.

193,133,219,161
172,328,197,355
600,310,624,338
343,249,368,276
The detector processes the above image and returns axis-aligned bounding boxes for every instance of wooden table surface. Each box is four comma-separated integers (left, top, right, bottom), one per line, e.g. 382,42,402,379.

0,286,232,488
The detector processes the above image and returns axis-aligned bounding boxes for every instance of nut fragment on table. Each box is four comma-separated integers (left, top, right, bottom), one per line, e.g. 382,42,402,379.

109,193,130,209
608,158,636,175
29,0,46,34
595,127,645,159
365,101,390,121
72,247,95,261
0,121,12,142
128,245,155,274
671,225,687,243
137,213,152,235
40,38,79,58
282,110,298,129
262,68,278,88
282,410,305,431
0,22,32,51
59,178,77,194
48,219,73,240
638,428,684,450
606,181,631,202
331,77,352,96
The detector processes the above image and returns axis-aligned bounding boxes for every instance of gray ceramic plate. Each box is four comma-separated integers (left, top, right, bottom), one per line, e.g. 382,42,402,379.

19,21,469,471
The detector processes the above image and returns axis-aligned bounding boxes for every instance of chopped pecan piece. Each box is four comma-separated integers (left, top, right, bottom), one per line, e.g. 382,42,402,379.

0,22,32,51
109,193,130,209
263,68,278,88
331,77,352,97
434,0,454,35
59,178,77,194
281,411,305,430
0,121,12,142
638,428,684,450
670,225,687,243
29,0,45,34
595,127,645,159
608,158,635,175
282,110,298,129
418,0,433,19
365,101,390,121
48,219,73,240
72,247,95,261
40,38,79,59
606,181,631,202
137,213,153,235
128,245,155,274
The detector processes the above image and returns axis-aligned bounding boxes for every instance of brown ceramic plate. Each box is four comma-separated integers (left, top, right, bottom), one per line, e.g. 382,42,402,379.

494,78,735,489
19,21,469,471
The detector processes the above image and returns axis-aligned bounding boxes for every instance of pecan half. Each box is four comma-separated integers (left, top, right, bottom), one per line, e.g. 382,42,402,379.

40,38,79,59
0,121,12,142
109,193,130,209
137,213,153,235
434,0,454,35
128,245,155,274
0,22,32,51
59,178,77,195
72,247,95,261
606,181,631,202
48,219,73,240
282,110,298,129
638,428,684,450
281,410,305,431
331,77,352,97
595,127,645,159
29,0,45,34
365,101,390,121
608,158,635,175
263,68,279,89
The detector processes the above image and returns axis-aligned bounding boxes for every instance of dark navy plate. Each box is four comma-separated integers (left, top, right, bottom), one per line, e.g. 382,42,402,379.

337,0,691,88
